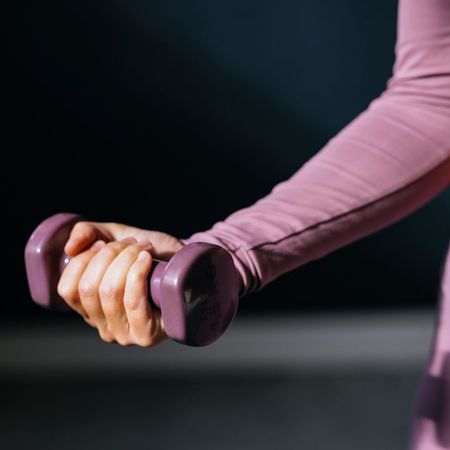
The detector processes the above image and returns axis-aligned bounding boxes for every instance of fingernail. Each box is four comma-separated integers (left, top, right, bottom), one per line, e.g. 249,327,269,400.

91,240,105,251
137,251,150,262
120,237,137,244
138,239,151,248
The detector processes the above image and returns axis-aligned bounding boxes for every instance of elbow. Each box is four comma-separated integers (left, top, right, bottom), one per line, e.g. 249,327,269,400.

382,42,450,111
367,49,450,161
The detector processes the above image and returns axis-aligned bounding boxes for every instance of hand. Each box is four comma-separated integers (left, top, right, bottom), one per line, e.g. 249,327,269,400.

57,221,185,347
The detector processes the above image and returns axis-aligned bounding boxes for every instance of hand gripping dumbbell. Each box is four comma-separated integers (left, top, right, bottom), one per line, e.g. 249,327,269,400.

25,213,239,346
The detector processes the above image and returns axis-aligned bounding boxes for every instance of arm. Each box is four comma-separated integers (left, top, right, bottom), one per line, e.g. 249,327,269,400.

183,0,450,297
57,0,450,348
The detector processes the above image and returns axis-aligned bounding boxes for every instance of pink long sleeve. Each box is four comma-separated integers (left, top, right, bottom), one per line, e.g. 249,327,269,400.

183,0,450,297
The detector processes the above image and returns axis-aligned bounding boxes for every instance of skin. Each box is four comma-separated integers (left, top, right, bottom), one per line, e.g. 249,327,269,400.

57,221,184,347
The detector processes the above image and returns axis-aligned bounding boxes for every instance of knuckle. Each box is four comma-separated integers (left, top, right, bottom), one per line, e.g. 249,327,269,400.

124,295,140,312
130,244,145,257
127,269,145,286
78,280,96,298
57,281,72,301
83,317,96,328
99,282,118,301
56,282,69,300
107,241,124,252
125,244,140,254
100,244,118,259
136,336,153,347
98,329,114,343
116,337,132,346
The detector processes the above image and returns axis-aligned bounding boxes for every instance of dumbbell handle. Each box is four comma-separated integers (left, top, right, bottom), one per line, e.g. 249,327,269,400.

57,249,167,309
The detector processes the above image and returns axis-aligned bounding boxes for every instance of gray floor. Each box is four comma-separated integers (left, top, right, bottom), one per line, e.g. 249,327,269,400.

0,310,436,450
0,371,421,450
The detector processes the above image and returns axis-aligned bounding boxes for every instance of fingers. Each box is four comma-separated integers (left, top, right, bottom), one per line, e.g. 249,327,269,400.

123,251,160,347
64,222,95,256
57,240,106,318
98,244,148,344
77,241,134,340
60,236,165,347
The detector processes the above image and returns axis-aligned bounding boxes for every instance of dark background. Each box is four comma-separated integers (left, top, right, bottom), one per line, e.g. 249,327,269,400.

4,0,450,319
2,3,447,450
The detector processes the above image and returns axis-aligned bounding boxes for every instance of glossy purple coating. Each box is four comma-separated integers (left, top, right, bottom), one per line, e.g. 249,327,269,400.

25,213,80,312
25,213,239,346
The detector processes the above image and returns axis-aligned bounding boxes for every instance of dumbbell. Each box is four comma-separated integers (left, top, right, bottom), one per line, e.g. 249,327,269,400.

25,213,239,346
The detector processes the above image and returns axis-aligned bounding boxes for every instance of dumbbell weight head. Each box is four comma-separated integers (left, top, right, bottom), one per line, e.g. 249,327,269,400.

25,213,239,346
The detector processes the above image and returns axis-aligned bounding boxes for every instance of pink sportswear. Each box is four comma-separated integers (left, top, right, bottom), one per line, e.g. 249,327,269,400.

184,0,450,297
183,1,450,448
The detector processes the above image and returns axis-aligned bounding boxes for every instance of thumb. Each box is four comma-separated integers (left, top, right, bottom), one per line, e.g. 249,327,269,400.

64,221,113,256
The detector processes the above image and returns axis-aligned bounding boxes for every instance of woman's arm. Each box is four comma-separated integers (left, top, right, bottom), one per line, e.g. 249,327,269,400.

183,0,450,297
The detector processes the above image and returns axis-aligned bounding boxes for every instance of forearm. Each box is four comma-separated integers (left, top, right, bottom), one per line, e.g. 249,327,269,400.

183,0,450,297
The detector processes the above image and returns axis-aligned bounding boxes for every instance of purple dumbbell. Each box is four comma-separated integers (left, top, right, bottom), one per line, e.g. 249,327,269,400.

24,213,239,346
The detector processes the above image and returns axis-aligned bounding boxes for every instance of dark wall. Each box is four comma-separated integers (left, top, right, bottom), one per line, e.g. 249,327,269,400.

4,0,450,318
